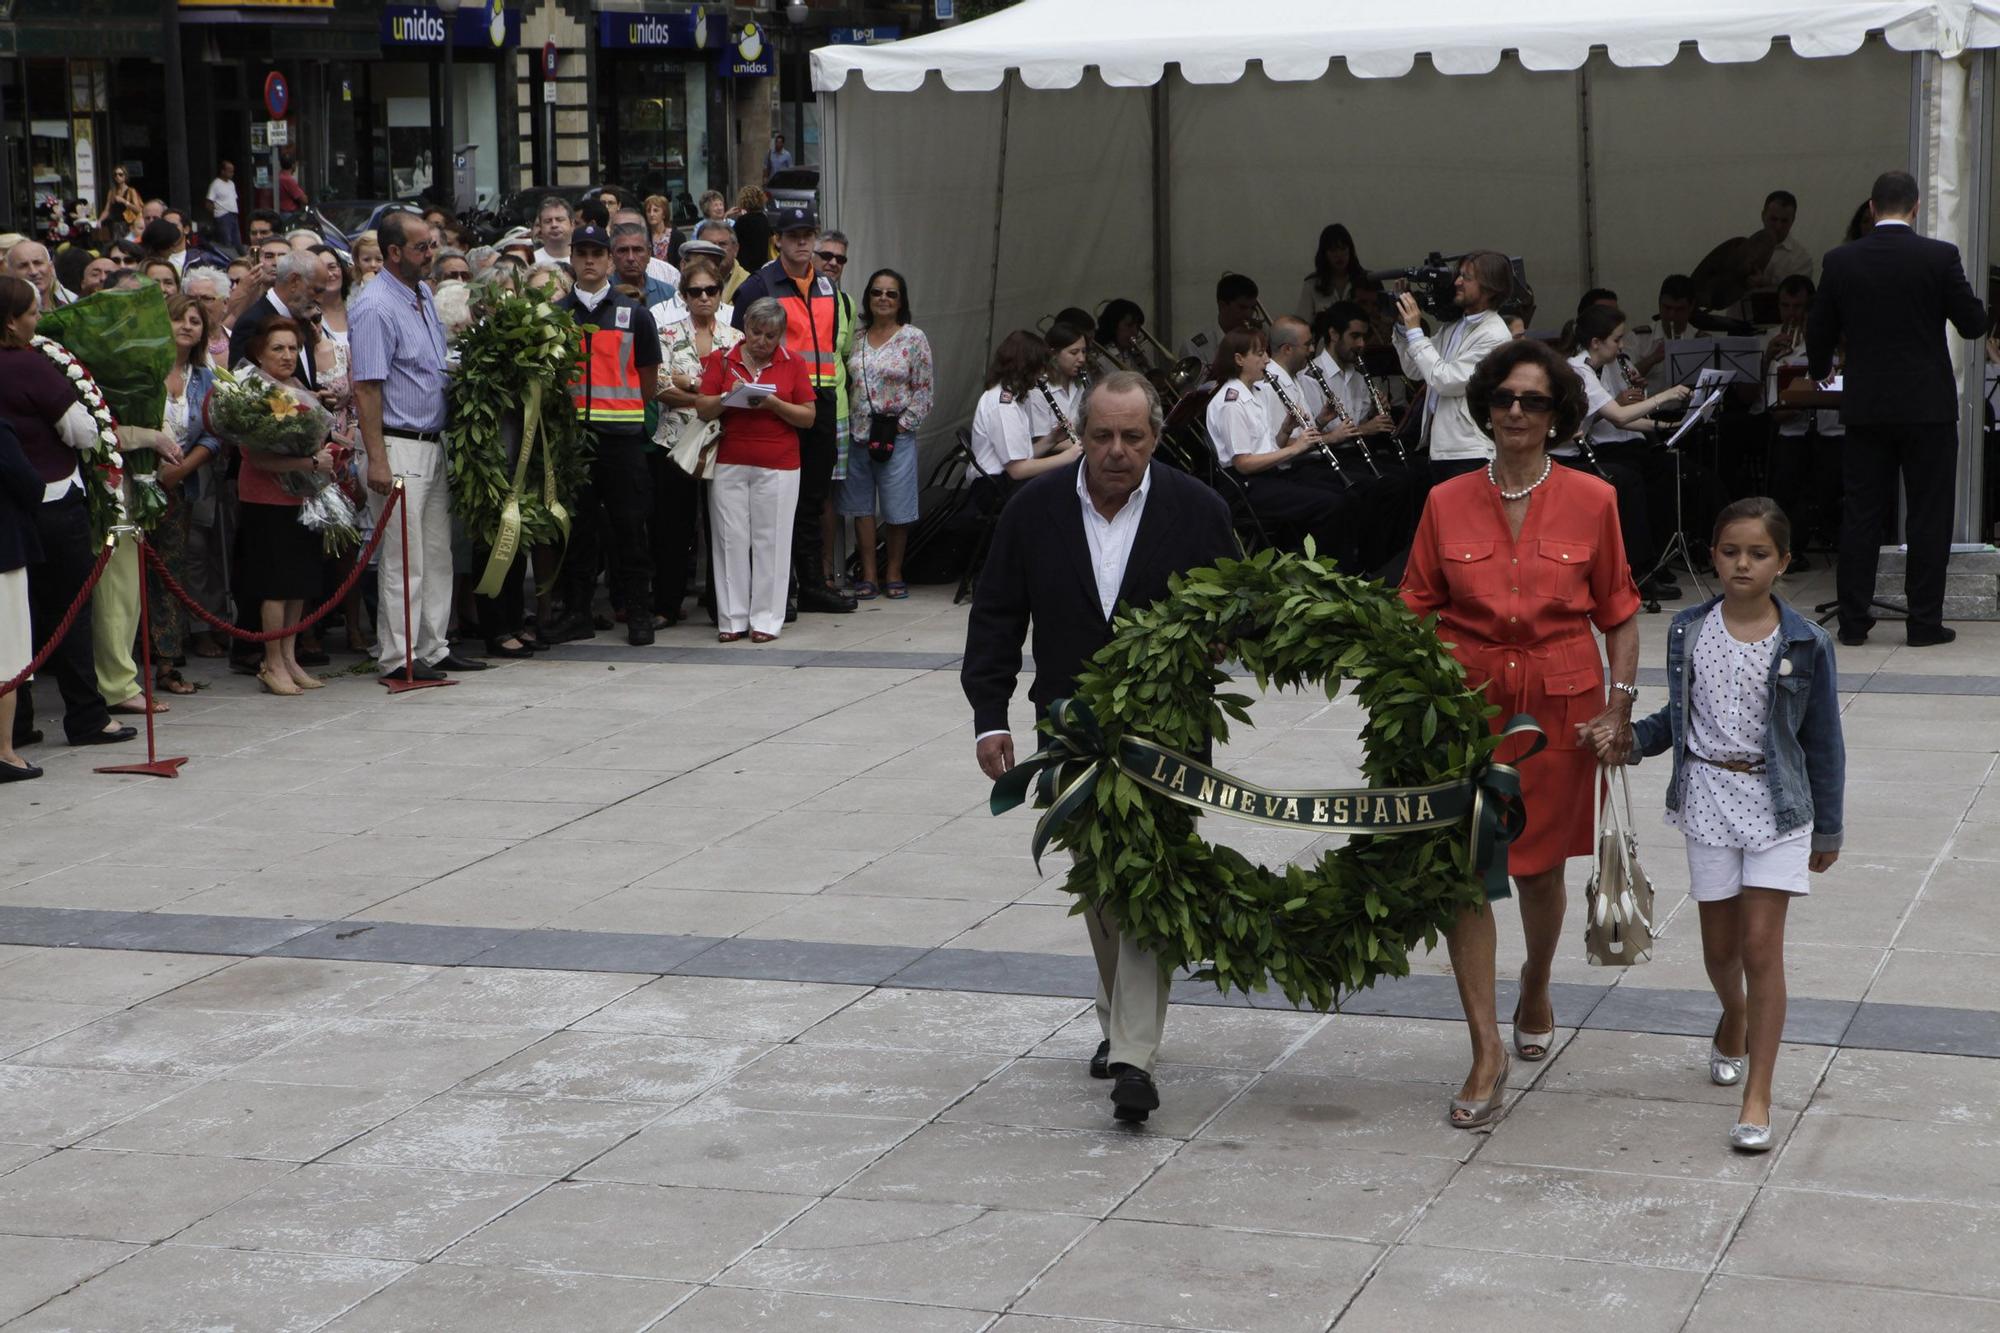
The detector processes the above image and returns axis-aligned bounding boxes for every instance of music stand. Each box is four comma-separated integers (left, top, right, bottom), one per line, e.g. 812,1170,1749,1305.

1642,373,1729,597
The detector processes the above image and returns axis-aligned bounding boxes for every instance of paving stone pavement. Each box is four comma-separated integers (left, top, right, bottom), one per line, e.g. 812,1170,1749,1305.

3,574,1999,1330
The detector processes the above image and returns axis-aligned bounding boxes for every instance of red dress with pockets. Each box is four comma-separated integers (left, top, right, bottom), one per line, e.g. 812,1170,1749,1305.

1399,464,1642,878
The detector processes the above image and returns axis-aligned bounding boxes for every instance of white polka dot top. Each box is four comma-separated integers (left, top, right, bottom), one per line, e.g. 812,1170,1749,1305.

1667,613,1791,850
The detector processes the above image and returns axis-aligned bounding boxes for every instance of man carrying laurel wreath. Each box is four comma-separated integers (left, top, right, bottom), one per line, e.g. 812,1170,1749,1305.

963,370,1237,1124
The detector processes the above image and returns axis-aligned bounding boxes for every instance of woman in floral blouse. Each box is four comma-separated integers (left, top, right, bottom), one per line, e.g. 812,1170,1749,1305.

839,268,933,599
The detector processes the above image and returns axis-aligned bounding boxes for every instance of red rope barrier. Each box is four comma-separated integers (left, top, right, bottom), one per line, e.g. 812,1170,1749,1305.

0,537,118,702
138,485,402,645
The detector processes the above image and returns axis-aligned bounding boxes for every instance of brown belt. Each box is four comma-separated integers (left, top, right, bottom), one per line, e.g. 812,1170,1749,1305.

1690,750,1766,775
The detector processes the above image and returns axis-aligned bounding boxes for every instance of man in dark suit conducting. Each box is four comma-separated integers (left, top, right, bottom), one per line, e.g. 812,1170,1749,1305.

1809,169,1987,646
963,371,1238,1124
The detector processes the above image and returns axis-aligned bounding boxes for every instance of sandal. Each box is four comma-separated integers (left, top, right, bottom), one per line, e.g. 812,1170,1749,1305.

851,580,879,600
717,631,745,643
1448,1050,1511,1129
749,631,778,644
155,669,198,696
109,695,168,715
257,668,302,697
1511,999,1554,1063
884,581,909,600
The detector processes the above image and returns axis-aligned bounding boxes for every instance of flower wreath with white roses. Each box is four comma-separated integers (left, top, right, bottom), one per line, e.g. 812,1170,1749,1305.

31,335,151,541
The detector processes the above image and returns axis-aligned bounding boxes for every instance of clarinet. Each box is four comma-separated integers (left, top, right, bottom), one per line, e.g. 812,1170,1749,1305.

1265,369,1348,483
1306,361,1380,477
1034,374,1078,455
1359,366,1409,468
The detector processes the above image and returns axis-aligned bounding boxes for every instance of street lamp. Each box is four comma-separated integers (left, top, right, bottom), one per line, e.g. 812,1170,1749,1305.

438,0,461,210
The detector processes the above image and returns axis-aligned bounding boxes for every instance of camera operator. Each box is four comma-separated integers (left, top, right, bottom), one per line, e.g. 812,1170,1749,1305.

1392,252,1515,484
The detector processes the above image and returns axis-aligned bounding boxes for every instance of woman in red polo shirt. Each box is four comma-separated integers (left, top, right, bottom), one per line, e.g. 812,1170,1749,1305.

696,297,817,642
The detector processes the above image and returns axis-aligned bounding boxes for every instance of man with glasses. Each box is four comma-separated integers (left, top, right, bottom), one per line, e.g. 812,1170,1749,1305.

351,213,487,682
429,249,473,285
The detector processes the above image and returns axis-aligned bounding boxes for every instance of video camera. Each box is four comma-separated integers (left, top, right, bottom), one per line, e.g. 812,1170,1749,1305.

1367,252,1530,321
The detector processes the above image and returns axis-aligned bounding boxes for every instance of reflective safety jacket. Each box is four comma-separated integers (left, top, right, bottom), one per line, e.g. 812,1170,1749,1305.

557,287,661,436
732,258,840,391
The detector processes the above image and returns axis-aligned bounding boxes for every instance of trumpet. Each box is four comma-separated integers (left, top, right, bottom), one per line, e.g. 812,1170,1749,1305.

1265,369,1349,483
1304,361,1380,478
1034,374,1079,452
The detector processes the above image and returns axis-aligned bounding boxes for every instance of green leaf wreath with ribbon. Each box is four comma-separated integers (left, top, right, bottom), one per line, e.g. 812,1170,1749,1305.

990,545,1545,1013
445,288,591,596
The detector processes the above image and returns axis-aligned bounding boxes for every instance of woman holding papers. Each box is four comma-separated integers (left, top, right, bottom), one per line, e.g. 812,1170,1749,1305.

695,297,817,643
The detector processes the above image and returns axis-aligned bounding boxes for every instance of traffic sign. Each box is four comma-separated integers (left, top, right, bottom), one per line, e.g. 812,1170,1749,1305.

542,40,558,78
263,71,289,120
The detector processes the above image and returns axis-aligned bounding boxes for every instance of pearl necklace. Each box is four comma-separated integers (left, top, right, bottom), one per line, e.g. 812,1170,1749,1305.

1487,456,1553,502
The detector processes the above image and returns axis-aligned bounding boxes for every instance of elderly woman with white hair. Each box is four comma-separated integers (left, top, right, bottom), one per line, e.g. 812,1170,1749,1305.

182,266,234,365
695,297,816,642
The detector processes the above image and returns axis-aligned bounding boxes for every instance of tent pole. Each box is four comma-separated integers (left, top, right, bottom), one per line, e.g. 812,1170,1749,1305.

1956,51,1993,544
1575,63,1598,290
1152,77,1173,345
982,71,1013,365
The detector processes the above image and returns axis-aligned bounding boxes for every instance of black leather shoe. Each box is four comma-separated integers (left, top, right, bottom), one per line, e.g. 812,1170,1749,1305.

628,623,655,646
72,724,137,746
1907,625,1958,647
1090,1040,1111,1080
1109,1064,1159,1122
545,616,597,644
484,640,536,660
16,729,44,747
0,759,44,782
796,583,857,614
1837,628,1870,647
433,653,490,672
380,664,445,683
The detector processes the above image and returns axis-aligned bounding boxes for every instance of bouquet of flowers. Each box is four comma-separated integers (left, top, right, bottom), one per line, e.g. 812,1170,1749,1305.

205,372,361,554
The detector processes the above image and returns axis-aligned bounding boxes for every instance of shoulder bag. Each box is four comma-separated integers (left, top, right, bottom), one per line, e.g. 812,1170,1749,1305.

1584,764,1655,966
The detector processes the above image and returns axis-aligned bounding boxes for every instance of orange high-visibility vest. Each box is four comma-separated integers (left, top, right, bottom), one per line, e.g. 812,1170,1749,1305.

767,267,840,388
568,300,646,427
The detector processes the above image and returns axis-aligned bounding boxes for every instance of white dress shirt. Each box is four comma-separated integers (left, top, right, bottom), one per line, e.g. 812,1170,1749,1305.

1025,377,1083,440
969,385,1033,479
1077,459,1151,620
1261,362,1312,437
1305,349,1371,423
1395,308,1511,460
1587,360,1645,445
1204,378,1277,467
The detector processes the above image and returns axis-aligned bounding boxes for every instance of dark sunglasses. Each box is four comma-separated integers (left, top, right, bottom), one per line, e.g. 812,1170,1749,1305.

814,251,847,263
682,284,721,298
865,287,900,300
1489,390,1555,414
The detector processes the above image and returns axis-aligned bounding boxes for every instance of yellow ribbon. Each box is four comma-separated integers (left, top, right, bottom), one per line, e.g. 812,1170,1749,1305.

475,380,564,597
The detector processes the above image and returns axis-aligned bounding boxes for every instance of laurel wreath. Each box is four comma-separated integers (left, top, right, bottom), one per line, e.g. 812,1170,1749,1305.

1052,546,1504,1011
445,288,590,550
33,335,139,540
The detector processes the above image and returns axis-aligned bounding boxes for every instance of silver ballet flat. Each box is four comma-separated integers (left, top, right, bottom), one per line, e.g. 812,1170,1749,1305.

1729,1121,1774,1153
1709,1043,1746,1087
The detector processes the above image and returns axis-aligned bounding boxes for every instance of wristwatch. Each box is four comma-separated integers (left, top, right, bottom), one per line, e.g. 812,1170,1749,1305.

1610,682,1640,702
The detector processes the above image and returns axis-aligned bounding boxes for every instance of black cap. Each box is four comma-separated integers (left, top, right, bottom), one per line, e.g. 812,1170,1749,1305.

771,202,819,234
570,224,611,251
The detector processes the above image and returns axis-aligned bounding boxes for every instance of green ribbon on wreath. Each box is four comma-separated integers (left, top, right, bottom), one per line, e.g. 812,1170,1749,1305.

991,699,1545,898
474,380,570,598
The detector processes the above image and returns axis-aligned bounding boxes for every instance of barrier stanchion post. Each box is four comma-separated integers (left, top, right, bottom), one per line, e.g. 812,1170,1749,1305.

381,480,453,695
96,530,188,779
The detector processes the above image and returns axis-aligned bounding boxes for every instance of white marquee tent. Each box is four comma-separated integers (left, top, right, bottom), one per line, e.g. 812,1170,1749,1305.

812,0,2000,537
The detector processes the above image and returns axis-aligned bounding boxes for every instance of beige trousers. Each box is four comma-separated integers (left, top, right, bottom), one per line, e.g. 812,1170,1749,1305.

91,533,140,706
1084,901,1171,1073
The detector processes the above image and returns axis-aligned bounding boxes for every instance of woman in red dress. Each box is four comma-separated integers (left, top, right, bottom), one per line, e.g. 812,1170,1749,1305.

1400,338,1643,1128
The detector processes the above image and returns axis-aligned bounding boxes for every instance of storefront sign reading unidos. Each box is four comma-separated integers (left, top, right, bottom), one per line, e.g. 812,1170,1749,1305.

381,2,521,49
596,8,712,50
720,21,772,77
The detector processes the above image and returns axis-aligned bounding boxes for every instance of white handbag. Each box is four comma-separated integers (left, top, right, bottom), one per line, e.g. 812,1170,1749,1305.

667,415,722,480
1584,765,1655,966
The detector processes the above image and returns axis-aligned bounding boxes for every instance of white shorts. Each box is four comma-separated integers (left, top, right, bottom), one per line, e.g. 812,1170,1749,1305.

1684,833,1812,901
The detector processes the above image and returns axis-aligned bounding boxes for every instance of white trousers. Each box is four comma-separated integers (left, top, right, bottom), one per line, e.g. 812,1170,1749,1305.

368,436,453,672
710,463,799,636
1084,902,1171,1073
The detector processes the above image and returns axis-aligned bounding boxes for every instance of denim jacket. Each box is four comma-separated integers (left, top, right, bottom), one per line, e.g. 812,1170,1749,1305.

179,365,225,502
1630,595,1845,852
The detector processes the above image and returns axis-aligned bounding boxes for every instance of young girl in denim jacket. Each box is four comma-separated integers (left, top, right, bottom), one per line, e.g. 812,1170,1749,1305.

1600,497,1845,1152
